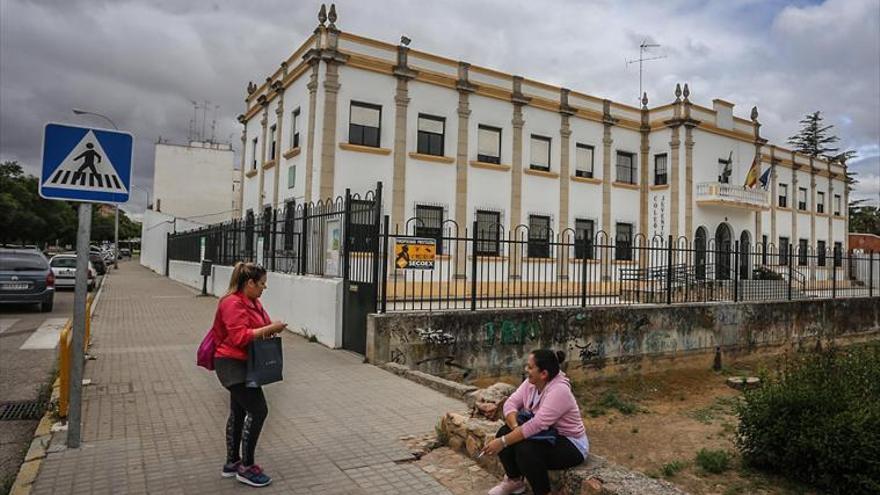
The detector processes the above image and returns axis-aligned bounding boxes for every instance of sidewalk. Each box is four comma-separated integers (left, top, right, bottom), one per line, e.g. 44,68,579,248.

31,263,464,494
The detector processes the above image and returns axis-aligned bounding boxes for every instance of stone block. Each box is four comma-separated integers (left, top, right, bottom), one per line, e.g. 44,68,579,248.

448,435,464,451
465,433,483,458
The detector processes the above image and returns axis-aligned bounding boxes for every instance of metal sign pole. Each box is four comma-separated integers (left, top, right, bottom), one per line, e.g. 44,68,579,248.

114,207,119,269
68,203,91,448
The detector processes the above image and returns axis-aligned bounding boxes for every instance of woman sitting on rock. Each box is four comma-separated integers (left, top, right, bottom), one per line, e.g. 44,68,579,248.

481,349,588,495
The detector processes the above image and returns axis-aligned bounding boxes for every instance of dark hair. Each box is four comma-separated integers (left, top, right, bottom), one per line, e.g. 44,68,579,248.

531,349,566,380
225,262,267,296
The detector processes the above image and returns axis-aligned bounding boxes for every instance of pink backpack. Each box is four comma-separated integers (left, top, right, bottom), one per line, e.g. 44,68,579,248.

196,329,216,371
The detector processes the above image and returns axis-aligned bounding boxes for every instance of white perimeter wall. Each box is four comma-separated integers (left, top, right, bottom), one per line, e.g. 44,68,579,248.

140,209,203,274
168,261,343,348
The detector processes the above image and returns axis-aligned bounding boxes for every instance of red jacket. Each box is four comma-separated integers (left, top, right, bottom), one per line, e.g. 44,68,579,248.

211,292,271,361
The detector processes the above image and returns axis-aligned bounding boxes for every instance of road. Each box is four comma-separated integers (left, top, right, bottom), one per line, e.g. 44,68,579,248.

0,274,102,493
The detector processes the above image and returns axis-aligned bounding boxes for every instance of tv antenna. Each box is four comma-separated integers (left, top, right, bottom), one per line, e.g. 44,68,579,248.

626,40,666,105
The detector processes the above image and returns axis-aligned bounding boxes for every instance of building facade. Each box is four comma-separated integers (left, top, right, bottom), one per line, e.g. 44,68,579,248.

236,5,849,276
153,140,237,225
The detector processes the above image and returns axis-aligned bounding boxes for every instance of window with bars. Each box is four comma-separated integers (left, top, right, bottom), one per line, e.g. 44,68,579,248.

417,114,445,156
269,124,277,160
245,209,255,258
762,235,768,265
615,223,633,261
817,240,826,266
349,101,381,147
414,205,444,254
654,153,668,185
817,191,825,213
779,237,789,266
529,135,551,172
475,210,501,256
798,187,807,210
798,239,808,266
575,218,595,259
575,144,594,178
290,108,300,149
833,242,842,267
834,194,841,216
349,199,376,252
778,184,788,208
251,138,258,170
477,125,502,164
283,200,296,250
616,151,636,184
528,215,551,258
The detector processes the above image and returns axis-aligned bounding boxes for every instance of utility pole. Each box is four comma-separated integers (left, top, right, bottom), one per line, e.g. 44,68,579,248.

626,40,667,105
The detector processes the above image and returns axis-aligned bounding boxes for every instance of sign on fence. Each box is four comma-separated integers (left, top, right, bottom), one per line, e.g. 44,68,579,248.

394,238,436,269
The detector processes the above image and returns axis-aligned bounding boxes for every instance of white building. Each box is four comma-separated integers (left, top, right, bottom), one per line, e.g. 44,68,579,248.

236,5,849,280
153,140,236,225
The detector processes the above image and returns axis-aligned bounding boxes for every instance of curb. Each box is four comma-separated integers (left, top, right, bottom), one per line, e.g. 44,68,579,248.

9,273,107,494
381,362,478,401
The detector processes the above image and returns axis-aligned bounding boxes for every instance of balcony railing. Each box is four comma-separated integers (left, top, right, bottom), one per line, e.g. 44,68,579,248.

696,182,769,210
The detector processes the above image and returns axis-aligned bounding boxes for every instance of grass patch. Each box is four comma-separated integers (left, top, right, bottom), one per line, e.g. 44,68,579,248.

695,448,731,474
686,395,739,424
661,460,688,477
434,421,448,446
598,390,638,415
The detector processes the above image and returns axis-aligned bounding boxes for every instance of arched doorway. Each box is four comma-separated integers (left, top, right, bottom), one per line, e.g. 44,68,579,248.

695,226,708,280
739,230,751,280
715,223,733,280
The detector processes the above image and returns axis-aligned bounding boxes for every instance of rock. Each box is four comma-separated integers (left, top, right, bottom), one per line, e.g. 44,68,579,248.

465,434,483,458
448,435,464,451
726,376,761,390
467,382,517,420
447,412,467,427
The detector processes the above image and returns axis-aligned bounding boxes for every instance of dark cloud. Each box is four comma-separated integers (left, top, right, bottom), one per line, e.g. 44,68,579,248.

1,0,878,216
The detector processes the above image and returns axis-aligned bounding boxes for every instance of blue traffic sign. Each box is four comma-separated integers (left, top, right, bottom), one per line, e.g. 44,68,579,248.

39,123,133,203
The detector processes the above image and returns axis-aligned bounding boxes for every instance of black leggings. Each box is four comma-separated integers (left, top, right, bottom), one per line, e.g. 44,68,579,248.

225,384,268,467
496,424,584,495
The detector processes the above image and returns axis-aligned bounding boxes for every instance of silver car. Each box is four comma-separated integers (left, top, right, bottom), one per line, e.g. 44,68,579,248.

49,254,96,291
0,248,55,312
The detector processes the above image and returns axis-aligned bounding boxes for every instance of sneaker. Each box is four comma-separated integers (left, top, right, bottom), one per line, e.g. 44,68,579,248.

488,476,526,495
236,464,272,488
221,461,240,478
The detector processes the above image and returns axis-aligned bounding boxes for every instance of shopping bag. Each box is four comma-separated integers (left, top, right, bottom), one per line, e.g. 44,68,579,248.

245,337,284,387
196,329,216,371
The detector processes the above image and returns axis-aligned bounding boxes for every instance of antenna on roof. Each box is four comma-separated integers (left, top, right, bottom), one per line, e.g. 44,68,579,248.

626,39,666,106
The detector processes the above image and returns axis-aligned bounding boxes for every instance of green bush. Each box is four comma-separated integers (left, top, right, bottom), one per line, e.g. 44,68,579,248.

753,266,783,280
661,460,687,477
598,390,638,415
695,448,731,474
735,344,880,494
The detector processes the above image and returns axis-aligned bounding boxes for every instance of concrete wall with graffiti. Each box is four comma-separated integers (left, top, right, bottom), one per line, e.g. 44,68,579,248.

366,297,880,381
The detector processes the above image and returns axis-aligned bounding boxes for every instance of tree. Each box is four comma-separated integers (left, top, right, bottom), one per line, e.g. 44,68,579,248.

787,111,858,190
849,200,880,235
0,161,77,246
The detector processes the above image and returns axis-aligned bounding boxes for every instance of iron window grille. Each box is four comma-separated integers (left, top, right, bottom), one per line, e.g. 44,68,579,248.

283,200,296,250
761,235,768,265
615,223,633,261
798,239,808,266
477,125,502,164
417,114,445,156
817,240,826,266
654,153,668,185
616,151,636,184
575,144,594,178
475,210,501,256
349,101,382,147
414,205,444,254
779,237,789,266
833,242,842,267
527,215,551,258
574,219,595,259
348,199,376,252
529,135,551,172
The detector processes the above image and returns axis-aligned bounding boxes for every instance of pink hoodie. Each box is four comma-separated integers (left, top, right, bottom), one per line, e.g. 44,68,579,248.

502,372,586,440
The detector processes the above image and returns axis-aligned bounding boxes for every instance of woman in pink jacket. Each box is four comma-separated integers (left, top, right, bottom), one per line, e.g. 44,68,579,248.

481,349,588,495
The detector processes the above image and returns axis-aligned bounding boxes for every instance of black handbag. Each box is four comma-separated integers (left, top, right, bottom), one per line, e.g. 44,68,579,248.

245,337,284,388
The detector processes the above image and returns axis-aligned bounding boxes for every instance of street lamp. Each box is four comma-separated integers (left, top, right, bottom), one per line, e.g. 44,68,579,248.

71,108,121,270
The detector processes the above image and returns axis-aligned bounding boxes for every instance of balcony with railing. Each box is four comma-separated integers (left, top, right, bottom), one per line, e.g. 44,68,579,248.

696,182,770,210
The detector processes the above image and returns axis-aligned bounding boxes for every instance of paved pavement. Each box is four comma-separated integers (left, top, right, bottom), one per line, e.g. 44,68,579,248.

31,263,464,494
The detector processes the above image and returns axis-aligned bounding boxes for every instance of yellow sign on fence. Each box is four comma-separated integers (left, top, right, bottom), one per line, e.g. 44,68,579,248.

394,238,436,269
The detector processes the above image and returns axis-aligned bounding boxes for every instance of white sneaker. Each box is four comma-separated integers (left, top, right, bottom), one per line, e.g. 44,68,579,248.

488,476,526,495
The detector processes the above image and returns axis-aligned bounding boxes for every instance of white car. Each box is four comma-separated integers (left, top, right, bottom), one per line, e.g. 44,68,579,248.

49,255,96,291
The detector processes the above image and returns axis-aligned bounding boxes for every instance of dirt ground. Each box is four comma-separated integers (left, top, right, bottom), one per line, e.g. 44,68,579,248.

569,355,819,495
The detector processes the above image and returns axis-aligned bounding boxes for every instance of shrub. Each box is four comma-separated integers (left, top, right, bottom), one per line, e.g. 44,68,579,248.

598,390,638,415
735,344,880,494
695,448,731,474
661,460,687,477
753,266,783,280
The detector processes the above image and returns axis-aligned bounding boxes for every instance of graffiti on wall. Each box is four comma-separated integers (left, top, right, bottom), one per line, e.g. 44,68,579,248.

483,320,539,346
416,326,456,345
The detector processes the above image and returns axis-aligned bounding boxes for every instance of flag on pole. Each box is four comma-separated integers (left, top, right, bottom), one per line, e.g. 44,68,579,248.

744,156,760,188
758,167,771,190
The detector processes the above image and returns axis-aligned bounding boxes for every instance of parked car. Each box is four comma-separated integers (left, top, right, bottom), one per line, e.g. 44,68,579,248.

120,248,131,258
0,248,55,312
89,253,107,275
49,255,96,291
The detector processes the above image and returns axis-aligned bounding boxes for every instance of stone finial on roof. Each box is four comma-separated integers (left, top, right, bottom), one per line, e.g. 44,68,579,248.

750,106,759,122
247,81,257,95
682,83,690,101
318,4,327,26
674,83,682,102
236,114,246,124
641,92,648,109
328,4,337,29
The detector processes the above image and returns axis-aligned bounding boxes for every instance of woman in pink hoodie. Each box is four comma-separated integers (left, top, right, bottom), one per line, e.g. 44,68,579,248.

481,349,588,495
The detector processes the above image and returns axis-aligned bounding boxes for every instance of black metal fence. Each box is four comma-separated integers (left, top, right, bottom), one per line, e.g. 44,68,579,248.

379,221,877,311
167,184,382,277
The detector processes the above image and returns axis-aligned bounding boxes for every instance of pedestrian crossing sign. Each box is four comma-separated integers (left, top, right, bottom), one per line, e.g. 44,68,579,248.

39,123,133,203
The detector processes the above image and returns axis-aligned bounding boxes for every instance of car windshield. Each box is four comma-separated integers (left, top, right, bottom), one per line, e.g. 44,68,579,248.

0,253,49,271
51,258,78,268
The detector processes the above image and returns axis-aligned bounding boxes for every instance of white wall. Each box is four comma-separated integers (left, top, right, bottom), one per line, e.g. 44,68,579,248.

139,209,203,274
169,261,344,347
153,142,235,224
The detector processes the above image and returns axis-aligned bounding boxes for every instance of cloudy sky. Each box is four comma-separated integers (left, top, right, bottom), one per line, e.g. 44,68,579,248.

1,0,878,217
